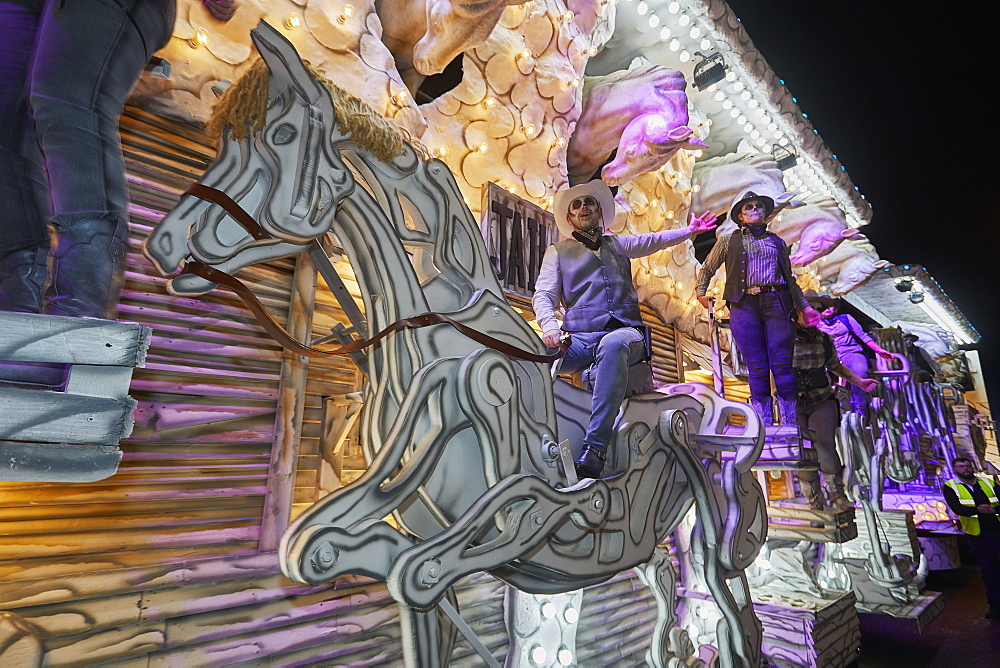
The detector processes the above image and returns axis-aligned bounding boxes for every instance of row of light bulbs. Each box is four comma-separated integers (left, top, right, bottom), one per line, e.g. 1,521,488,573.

619,0,871,227
188,3,354,48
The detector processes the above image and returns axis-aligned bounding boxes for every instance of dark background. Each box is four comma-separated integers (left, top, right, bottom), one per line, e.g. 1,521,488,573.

724,0,1000,408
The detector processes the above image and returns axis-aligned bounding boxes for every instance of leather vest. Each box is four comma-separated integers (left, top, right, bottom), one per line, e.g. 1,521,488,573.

554,237,643,332
723,227,798,305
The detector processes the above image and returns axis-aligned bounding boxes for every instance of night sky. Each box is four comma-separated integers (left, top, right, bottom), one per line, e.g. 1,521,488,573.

724,0,1000,406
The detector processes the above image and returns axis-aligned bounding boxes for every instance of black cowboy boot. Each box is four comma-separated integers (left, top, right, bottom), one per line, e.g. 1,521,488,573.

574,444,607,479
47,217,129,319
776,397,799,426
0,244,48,314
0,245,66,389
749,397,774,425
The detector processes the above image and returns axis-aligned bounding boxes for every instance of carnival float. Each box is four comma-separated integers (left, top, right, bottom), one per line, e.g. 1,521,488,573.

0,1,993,667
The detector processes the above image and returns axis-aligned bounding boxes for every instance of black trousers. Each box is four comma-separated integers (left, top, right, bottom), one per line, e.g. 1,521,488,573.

967,530,1000,610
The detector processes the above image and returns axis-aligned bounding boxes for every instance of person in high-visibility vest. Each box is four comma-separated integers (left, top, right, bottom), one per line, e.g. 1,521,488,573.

943,457,1000,619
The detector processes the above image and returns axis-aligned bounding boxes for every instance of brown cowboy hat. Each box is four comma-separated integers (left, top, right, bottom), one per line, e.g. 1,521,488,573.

553,180,617,239
730,191,775,224
802,289,838,310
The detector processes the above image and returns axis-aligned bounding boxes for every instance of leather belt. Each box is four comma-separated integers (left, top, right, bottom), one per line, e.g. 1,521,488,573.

745,285,787,295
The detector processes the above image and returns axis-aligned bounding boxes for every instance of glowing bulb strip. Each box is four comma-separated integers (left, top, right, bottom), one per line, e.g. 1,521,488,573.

624,0,872,228
913,280,977,345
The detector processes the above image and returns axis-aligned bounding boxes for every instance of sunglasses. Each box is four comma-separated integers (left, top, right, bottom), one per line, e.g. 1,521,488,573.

569,196,599,211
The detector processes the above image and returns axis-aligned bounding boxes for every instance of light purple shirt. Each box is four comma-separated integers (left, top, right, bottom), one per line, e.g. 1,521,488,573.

532,228,693,335
817,314,873,356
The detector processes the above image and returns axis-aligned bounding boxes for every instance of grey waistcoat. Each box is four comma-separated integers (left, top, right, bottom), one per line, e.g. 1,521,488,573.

554,237,642,332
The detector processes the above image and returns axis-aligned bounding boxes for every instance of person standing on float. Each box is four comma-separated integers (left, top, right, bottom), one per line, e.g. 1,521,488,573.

792,294,878,511
812,293,893,412
0,0,237,319
695,192,820,425
943,457,1000,619
533,179,718,479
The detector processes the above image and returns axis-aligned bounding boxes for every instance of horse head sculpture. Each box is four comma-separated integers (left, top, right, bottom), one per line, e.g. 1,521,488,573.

148,21,768,668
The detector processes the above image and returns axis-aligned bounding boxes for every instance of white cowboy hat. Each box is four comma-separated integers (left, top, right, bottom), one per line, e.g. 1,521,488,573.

552,180,616,239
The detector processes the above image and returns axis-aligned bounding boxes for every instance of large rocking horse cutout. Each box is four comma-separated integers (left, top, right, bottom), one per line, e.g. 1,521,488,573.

146,21,768,668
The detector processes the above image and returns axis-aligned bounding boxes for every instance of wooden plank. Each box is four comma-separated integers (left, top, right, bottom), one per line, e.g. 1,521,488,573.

116,440,272,456
0,478,268,505
42,623,166,665
0,521,259,554
0,541,260,588
13,592,144,639
0,547,270,590
0,494,263,521
151,412,277,441
0,312,150,366
0,442,122,483
139,576,328,623
0,388,135,446
0,505,261,536
260,253,317,550
130,378,279,401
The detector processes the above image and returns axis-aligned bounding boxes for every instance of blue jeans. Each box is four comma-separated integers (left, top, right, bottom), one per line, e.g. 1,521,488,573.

560,327,646,451
729,290,796,402
0,0,174,251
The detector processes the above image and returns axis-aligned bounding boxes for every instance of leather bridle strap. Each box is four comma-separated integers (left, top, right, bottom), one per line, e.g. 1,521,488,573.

184,261,564,362
178,184,565,362
185,183,272,241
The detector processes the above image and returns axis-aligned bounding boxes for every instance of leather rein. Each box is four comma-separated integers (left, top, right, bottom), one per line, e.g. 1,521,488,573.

179,184,566,363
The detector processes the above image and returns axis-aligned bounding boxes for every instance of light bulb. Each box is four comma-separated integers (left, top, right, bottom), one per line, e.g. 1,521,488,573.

189,27,210,48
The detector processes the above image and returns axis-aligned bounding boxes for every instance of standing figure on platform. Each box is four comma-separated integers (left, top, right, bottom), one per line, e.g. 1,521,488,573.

696,191,820,425
0,0,236,319
811,293,893,411
903,332,941,383
792,296,878,510
943,457,1000,619
533,180,717,479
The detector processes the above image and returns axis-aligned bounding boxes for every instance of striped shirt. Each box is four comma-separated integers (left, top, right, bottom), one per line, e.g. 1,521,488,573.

696,229,808,310
742,230,786,288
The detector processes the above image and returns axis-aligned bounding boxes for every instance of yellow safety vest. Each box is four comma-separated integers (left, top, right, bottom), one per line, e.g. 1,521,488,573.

945,477,1000,536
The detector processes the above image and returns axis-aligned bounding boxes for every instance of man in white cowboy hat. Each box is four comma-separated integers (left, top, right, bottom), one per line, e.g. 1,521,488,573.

696,191,820,426
533,179,718,479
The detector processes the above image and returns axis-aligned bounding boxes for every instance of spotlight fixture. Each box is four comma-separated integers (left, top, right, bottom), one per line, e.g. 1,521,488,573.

894,277,914,292
772,145,797,171
692,52,726,90
908,291,925,304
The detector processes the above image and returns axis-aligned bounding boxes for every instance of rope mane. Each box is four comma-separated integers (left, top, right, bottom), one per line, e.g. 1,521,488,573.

207,57,406,163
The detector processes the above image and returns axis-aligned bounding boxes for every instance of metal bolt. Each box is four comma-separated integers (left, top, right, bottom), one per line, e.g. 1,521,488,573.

592,494,604,510
311,540,338,571
419,559,442,585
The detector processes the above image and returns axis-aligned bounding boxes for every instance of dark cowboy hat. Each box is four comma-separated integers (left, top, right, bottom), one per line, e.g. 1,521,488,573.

802,289,838,310
730,191,776,224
